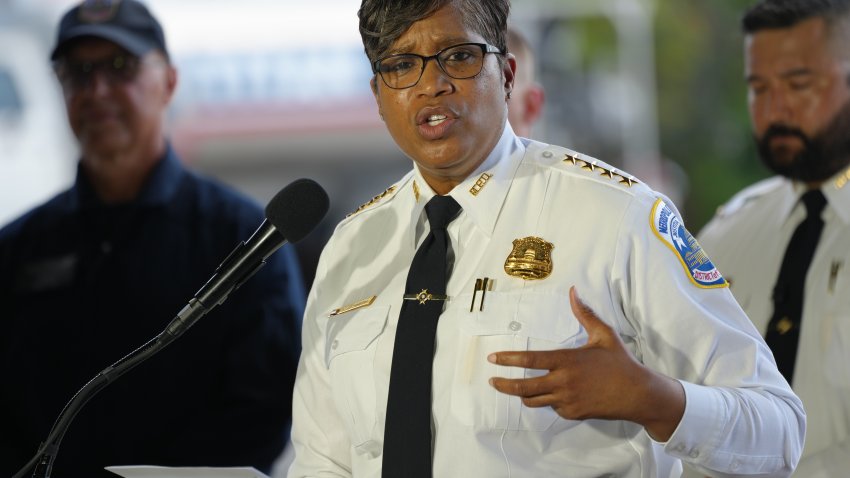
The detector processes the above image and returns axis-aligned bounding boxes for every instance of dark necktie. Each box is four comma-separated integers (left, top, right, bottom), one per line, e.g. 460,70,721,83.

382,195,461,478
765,189,827,383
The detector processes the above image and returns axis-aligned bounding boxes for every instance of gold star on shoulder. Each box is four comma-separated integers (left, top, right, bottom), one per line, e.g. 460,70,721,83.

616,175,637,187
562,153,639,188
347,186,397,217
580,160,596,172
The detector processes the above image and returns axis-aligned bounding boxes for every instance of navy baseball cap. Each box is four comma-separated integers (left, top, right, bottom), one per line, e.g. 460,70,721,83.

50,0,168,60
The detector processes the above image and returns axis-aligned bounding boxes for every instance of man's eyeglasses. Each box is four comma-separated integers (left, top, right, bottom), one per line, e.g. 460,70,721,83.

373,42,504,90
53,54,150,91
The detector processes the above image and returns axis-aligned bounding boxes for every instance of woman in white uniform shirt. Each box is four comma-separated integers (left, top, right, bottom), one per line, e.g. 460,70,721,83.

288,0,805,476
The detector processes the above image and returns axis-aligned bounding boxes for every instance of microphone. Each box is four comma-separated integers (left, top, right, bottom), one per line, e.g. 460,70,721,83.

16,178,329,478
165,178,329,338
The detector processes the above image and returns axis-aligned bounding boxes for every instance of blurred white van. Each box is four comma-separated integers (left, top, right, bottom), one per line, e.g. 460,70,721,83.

0,11,76,228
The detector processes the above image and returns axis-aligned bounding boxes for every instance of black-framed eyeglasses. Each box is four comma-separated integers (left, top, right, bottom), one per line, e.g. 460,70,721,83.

372,42,504,90
53,54,148,91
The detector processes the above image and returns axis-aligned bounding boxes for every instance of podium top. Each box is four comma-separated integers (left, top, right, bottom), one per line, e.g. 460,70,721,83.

105,466,270,478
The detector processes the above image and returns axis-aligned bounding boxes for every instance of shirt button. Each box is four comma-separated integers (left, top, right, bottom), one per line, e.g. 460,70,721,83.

731,460,740,470
509,321,522,332
542,151,553,158
689,450,699,458
331,340,339,350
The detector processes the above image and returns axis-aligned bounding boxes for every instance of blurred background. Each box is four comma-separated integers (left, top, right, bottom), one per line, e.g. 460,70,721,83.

0,0,769,291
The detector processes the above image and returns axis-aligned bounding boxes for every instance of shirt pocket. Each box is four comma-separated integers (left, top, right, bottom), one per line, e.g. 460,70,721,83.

324,305,389,448
450,289,584,431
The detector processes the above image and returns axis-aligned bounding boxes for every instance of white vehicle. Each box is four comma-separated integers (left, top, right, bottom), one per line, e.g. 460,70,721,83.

0,10,76,228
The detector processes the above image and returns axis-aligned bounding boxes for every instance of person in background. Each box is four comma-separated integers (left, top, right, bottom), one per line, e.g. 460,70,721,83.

699,0,850,475
0,1,305,477
506,26,545,138
287,0,805,476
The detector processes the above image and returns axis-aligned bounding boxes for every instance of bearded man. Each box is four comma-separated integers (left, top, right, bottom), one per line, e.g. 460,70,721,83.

699,1,850,475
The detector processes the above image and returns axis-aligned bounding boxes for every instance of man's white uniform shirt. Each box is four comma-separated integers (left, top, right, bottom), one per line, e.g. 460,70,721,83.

700,168,850,477
289,126,804,477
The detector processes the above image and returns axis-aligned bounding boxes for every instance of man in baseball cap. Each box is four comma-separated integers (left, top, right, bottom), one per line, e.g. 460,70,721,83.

0,1,306,477
51,0,168,60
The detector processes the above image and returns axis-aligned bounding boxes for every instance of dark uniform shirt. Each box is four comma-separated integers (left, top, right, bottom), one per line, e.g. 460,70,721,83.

0,146,305,477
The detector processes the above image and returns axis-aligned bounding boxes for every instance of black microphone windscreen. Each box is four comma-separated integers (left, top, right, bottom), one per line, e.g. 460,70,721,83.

265,179,329,243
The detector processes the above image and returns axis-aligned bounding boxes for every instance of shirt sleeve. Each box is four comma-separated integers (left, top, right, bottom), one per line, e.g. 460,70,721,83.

612,195,805,477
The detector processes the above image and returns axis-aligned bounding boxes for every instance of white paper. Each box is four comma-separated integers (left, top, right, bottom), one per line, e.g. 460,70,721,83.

105,465,270,478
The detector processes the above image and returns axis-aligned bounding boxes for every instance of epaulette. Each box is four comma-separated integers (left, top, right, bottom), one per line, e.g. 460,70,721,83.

536,144,641,189
715,176,784,218
560,151,640,188
345,180,404,219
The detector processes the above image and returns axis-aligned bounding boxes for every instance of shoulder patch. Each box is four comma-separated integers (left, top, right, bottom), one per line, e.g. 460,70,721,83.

347,186,397,218
650,198,728,289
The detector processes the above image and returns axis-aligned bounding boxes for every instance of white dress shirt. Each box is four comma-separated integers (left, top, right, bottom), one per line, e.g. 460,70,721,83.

289,125,805,478
699,168,850,477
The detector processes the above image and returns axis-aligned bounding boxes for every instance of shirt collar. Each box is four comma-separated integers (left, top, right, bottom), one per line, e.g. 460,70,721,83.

777,180,805,226
406,122,524,245
70,143,185,210
824,164,850,224
779,164,850,225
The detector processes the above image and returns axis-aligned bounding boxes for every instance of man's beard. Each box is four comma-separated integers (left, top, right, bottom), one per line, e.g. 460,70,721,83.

756,99,850,183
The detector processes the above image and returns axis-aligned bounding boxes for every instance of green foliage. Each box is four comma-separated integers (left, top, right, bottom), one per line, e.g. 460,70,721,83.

570,16,618,70
654,0,771,230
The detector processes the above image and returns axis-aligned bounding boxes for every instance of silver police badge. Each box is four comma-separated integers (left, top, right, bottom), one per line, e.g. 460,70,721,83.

504,236,554,280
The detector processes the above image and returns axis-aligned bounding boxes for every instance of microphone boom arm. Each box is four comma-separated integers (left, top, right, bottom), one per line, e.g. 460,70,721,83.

22,334,166,478
12,178,328,478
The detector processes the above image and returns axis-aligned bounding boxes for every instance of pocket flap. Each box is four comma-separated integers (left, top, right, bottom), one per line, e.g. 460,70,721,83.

458,290,581,344
324,305,390,367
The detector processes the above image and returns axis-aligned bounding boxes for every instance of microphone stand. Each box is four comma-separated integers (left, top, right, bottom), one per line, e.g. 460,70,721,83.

12,178,328,478
14,296,223,478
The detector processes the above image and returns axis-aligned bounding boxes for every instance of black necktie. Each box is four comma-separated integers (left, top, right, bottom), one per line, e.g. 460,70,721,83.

765,189,827,383
382,195,461,478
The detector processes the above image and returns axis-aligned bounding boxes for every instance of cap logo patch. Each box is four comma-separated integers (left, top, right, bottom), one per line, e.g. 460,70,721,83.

78,0,121,23
650,198,727,289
